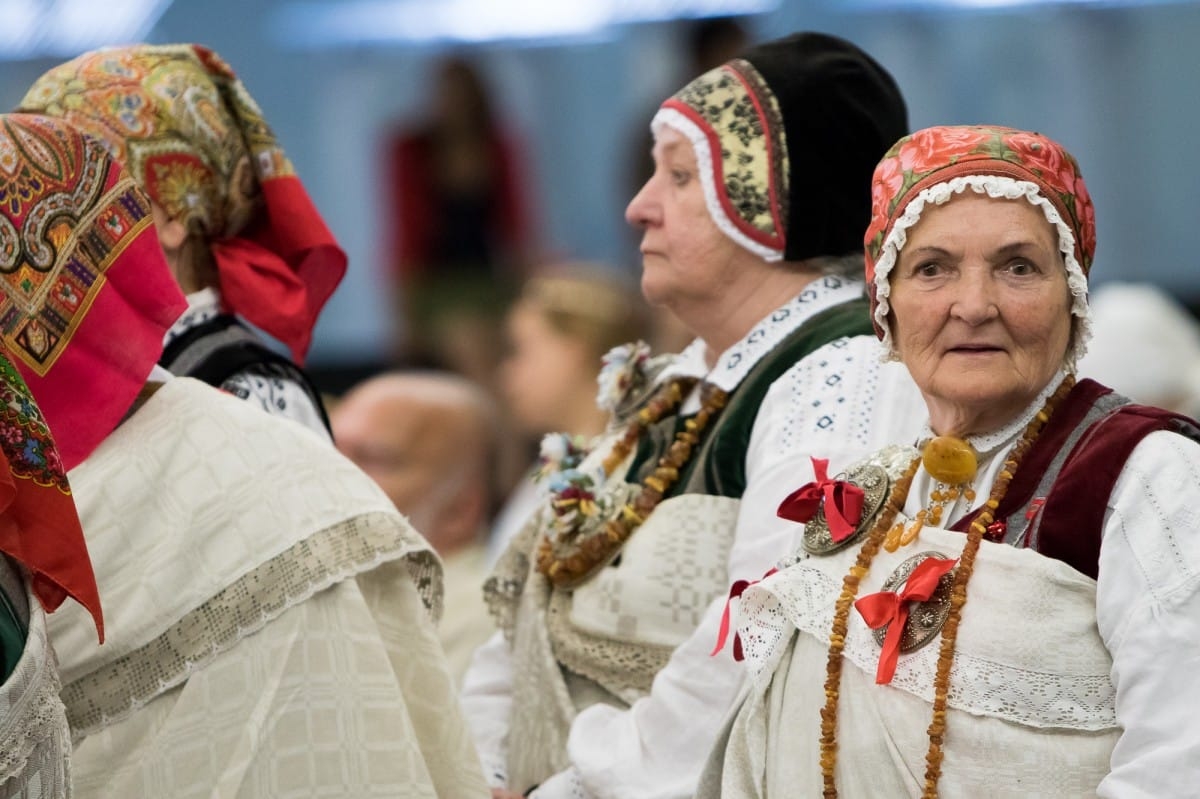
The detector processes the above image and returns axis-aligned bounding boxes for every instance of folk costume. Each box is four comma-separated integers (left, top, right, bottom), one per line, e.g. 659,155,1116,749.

0,113,488,799
21,44,345,438
0,348,102,797
460,33,925,799
699,127,1200,798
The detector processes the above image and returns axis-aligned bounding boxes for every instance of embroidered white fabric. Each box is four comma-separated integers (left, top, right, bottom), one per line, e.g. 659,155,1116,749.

164,287,329,438
871,175,1092,367
0,580,69,799
60,512,438,736
720,427,1200,797
220,369,330,439
531,766,590,799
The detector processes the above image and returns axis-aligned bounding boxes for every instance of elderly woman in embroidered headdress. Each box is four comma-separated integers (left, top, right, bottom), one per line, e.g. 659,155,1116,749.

0,347,102,796
0,112,488,798
19,44,345,438
460,32,926,799
697,125,1200,798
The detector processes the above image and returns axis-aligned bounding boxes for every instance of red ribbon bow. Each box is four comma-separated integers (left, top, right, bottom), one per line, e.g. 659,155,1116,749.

777,457,865,542
854,556,958,685
711,568,778,662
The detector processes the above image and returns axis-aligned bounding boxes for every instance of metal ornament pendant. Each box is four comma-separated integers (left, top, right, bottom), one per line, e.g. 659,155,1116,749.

872,550,956,653
801,462,889,555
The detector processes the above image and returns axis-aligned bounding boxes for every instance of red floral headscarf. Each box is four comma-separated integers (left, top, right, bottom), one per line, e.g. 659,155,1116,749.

864,125,1095,364
0,114,186,474
20,44,346,364
0,347,102,638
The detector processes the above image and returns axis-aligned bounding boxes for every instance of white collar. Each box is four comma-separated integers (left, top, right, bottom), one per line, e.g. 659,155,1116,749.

163,287,223,347
917,370,1071,459
659,276,868,392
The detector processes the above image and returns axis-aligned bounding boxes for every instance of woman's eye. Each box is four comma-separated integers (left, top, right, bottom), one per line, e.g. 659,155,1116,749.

670,169,690,186
1006,260,1038,276
915,262,941,278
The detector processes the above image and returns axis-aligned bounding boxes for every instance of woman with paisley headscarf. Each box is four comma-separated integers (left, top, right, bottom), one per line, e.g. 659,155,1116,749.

460,32,926,799
0,353,102,796
20,44,345,438
698,126,1200,798
0,112,488,798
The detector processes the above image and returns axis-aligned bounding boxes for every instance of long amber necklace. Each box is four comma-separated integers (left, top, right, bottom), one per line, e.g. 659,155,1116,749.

536,377,729,587
819,375,1075,799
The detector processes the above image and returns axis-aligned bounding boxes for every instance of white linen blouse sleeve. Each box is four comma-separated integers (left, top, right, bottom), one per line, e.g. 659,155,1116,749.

563,336,926,799
459,630,516,790
1096,430,1200,798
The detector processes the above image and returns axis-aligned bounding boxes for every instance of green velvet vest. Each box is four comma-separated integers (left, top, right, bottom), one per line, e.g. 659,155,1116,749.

628,296,874,499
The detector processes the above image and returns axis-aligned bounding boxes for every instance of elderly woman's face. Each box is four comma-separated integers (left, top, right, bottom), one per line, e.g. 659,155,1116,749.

888,193,1072,435
625,126,754,312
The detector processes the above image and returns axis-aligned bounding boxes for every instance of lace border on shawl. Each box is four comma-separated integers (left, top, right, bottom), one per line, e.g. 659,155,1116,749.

738,555,1116,732
61,510,440,737
0,585,69,796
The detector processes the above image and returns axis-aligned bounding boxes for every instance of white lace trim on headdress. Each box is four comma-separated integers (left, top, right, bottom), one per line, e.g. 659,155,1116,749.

652,107,784,263
872,175,1092,368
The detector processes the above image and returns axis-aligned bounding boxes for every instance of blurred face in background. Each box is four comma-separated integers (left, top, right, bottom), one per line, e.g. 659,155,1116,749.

500,299,598,435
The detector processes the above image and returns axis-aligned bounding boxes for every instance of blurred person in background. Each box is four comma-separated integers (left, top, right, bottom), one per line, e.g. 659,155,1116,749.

490,265,652,563
1078,281,1200,417
386,55,537,387
20,44,344,439
0,112,488,798
0,346,102,797
333,371,500,683
461,32,924,799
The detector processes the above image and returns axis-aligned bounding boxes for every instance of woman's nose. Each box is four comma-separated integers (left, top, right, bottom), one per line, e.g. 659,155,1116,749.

625,177,658,229
949,270,999,325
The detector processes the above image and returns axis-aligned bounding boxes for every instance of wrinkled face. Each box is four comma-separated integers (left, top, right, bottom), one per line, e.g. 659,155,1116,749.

888,192,1072,435
500,302,596,434
625,125,756,312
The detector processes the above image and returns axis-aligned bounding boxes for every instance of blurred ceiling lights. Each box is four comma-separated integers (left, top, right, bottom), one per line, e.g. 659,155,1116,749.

271,0,780,48
0,0,173,59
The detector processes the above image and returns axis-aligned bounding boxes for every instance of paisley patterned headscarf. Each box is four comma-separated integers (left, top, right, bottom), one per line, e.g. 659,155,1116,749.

0,116,177,639
864,125,1096,365
0,114,186,473
19,44,346,363
653,32,908,263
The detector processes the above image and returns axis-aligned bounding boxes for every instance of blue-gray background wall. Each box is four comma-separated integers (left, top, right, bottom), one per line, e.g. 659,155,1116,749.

2,1,1196,368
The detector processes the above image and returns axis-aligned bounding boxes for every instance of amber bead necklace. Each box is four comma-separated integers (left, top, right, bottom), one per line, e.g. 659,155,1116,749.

537,376,729,587
819,375,1075,799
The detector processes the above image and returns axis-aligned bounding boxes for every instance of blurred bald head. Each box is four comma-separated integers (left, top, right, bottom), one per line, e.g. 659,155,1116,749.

332,371,497,554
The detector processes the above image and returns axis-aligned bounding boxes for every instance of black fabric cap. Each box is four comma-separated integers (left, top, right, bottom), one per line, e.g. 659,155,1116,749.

740,32,908,261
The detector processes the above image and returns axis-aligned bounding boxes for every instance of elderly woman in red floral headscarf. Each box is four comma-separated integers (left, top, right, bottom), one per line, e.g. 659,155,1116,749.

19,44,345,438
0,112,488,799
698,125,1200,798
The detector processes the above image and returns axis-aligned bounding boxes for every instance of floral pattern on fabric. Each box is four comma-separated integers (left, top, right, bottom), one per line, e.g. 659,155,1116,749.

662,58,789,251
0,351,67,491
864,125,1096,282
20,44,347,364
19,44,293,242
0,114,153,375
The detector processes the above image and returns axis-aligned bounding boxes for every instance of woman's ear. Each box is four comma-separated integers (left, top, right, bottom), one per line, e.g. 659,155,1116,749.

150,201,188,255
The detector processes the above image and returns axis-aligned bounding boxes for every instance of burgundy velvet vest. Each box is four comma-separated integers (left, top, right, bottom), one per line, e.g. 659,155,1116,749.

952,379,1200,579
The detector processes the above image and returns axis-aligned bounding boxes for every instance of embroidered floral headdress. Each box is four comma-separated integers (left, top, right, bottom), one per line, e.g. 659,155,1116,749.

652,31,908,263
864,124,1096,366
